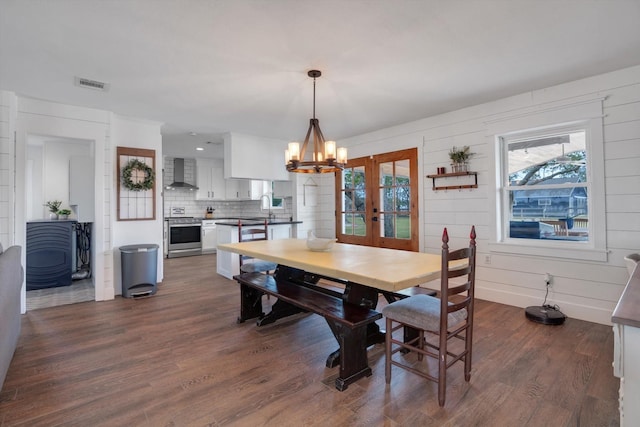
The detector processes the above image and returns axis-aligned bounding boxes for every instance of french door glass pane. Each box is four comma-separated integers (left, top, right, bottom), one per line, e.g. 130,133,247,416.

380,214,394,238
342,213,354,235
378,161,412,240
382,187,394,211
342,165,367,237
397,214,411,238
395,159,410,185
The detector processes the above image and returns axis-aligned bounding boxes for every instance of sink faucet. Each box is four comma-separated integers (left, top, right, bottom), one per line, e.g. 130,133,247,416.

260,194,274,220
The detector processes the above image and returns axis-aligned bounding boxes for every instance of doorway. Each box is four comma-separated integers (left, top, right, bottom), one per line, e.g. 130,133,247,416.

335,148,419,251
25,135,95,310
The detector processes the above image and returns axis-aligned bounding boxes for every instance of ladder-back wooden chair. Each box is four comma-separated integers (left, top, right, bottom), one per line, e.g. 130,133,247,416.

237,220,277,274
382,225,477,406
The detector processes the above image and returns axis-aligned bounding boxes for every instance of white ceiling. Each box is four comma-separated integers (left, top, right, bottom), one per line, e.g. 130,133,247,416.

2,0,640,157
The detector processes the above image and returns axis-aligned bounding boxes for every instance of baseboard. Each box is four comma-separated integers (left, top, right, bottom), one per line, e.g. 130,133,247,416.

476,285,615,326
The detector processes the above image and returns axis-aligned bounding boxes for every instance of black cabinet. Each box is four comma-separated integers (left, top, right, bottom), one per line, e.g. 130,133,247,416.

26,221,76,290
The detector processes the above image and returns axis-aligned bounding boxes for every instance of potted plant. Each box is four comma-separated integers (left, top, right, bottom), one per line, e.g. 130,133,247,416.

44,200,62,220
448,146,474,172
57,208,71,220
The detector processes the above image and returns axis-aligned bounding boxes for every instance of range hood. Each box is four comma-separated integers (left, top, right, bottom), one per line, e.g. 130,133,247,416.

165,158,199,190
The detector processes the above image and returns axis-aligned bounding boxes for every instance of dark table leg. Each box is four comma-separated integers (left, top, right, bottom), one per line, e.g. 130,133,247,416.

325,281,384,369
325,320,372,391
237,283,264,323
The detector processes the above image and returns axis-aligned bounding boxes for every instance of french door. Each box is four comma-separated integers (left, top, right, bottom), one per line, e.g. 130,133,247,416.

335,148,419,251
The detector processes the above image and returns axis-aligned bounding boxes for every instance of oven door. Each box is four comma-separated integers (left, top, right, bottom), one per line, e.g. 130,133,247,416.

168,224,202,257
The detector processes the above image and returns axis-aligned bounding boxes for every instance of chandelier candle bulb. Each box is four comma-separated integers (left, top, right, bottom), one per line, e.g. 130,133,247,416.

337,147,348,164
325,140,336,159
288,142,300,161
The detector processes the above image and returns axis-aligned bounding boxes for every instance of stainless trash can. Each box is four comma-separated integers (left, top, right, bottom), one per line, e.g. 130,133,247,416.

120,244,159,298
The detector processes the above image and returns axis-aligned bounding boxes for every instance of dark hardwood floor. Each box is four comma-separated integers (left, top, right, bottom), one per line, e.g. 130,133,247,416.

0,254,619,426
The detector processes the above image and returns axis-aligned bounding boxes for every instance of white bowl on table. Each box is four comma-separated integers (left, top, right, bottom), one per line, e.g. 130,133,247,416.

306,231,337,252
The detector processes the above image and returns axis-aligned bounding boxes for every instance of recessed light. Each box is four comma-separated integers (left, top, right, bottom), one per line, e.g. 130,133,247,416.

189,132,198,136
196,147,204,151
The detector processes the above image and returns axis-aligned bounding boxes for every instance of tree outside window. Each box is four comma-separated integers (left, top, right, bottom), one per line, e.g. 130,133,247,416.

503,130,590,241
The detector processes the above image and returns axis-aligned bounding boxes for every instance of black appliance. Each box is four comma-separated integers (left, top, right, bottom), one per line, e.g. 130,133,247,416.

167,217,202,258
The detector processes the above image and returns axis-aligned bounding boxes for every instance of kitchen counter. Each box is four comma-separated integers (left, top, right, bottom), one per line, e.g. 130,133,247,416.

613,264,640,328
215,218,302,226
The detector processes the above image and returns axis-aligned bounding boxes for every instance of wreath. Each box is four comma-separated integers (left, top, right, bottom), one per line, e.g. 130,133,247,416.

122,159,155,191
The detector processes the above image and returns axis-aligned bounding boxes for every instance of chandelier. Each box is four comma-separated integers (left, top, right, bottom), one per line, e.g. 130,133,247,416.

285,70,347,173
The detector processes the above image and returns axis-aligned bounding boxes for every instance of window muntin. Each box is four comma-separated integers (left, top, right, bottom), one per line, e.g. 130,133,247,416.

502,128,590,242
341,165,367,236
378,159,411,240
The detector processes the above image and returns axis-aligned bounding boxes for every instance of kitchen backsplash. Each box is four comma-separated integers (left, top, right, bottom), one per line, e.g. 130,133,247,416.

163,156,293,219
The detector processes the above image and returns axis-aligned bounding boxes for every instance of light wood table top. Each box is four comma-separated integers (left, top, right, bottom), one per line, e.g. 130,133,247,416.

218,238,447,292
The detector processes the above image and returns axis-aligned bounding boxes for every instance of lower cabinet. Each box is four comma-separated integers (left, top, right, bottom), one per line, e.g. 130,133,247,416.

26,221,76,290
613,322,640,426
216,223,293,279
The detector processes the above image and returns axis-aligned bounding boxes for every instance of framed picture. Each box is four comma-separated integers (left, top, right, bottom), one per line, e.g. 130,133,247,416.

117,146,156,221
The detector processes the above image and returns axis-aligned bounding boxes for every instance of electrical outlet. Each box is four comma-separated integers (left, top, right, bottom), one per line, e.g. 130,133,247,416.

484,255,491,265
545,273,552,286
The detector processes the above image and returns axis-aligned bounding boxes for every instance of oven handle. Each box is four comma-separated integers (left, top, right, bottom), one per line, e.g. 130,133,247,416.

169,223,202,228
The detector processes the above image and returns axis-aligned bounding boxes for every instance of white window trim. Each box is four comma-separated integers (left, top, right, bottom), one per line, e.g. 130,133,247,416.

486,98,608,262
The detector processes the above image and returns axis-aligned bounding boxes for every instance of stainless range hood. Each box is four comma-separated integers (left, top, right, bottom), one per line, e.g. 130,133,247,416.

165,158,199,190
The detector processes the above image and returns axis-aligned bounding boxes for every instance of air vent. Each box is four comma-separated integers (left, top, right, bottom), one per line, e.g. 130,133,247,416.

74,76,110,92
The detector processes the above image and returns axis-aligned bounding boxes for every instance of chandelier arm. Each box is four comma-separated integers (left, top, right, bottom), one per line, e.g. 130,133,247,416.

312,119,324,161
299,119,314,161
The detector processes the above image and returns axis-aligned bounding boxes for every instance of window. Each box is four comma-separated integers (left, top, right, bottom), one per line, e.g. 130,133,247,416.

487,98,607,261
503,128,590,242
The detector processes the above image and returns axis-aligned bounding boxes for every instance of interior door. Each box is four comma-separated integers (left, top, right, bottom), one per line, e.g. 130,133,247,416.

336,148,418,251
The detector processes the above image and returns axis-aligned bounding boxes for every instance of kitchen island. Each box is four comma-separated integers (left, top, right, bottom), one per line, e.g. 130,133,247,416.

215,219,302,279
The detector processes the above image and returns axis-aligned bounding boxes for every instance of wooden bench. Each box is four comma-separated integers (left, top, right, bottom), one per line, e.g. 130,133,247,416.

234,271,382,391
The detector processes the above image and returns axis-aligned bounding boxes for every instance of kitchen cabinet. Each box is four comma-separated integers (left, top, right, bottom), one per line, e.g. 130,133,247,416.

201,220,217,253
196,158,225,200
272,180,293,198
269,223,292,240
225,179,266,200
216,222,294,279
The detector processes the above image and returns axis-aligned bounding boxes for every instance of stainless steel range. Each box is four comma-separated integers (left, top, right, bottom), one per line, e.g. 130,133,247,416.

167,217,202,258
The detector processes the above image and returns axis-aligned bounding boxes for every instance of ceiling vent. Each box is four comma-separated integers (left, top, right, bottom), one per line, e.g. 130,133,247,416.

74,76,110,92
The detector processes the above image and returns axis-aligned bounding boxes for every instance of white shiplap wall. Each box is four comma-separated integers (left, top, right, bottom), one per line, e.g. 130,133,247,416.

0,91,16,248
322,65,640,325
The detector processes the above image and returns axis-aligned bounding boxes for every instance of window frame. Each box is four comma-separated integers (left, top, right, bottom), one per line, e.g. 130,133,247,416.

487,99,607,262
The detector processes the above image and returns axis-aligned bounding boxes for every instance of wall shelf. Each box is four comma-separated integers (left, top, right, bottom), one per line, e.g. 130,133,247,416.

426,171,478,190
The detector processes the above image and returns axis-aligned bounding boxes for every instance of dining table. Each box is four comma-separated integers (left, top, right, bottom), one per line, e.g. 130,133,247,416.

217,238,451,388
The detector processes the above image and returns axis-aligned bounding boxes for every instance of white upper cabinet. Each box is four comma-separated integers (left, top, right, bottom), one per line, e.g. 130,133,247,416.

226,179,266,200
272,180,293,198
196,158,225,200
224,132,290,181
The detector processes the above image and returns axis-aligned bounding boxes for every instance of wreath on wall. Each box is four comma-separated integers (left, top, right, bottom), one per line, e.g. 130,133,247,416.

122,159,155,191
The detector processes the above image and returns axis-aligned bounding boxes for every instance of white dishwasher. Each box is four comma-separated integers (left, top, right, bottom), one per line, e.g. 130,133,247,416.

201,220,218,254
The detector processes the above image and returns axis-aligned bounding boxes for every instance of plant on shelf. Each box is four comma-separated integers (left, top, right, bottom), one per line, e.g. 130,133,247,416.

448,145,474,172
44,200,62,220
45,200,61,212
57,208,71,220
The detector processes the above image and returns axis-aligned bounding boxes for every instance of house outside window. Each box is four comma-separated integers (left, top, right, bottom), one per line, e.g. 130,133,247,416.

503,128,589,242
